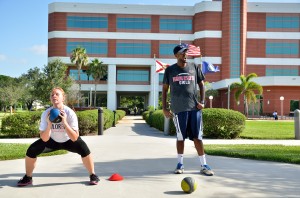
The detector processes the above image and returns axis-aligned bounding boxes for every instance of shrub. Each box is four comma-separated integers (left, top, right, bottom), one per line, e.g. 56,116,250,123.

1,109,126,138
1,111,42,138
143,108,246,139
202,108,246,139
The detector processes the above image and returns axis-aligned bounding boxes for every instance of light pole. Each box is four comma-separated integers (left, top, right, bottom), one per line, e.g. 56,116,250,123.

280,96,284,119
209,95,213,108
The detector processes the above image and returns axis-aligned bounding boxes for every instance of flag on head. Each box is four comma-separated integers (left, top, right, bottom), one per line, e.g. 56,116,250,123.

202,61,220,74
187,44,201,56
155,60,170,73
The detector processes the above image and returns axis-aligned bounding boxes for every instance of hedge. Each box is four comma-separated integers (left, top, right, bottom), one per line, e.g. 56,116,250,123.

144,108,246,139
1,109,126,138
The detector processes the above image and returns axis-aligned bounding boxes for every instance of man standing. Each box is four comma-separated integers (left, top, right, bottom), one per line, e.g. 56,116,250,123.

162,43,214,176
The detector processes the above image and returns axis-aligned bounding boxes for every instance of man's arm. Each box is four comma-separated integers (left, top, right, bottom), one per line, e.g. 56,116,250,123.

197,80,205,109
162,84,172,118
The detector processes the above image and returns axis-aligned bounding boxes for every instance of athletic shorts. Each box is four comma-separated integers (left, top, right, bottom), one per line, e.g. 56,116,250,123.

172,110,203,141
26,137,91,158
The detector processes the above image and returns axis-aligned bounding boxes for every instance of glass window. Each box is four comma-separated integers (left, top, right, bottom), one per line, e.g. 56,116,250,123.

266,16,299,29
69,69,94,81
159,43,178,56
117,70,149,82
116,43,150,55
160,19,192,31
67,16,108,29
230,0,240,78
266,68,298,76
266,42,298,55
159,73,164,83
67,42,107,55
117,18,151,29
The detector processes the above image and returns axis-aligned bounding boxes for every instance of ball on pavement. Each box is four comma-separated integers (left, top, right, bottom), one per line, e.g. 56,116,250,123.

49,108,62,123
181,177,197,194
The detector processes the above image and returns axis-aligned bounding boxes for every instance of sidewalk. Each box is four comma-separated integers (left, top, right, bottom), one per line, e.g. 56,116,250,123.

0,116,300,198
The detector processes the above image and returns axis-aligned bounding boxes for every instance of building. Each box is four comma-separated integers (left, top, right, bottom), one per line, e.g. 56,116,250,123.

48,0,300,117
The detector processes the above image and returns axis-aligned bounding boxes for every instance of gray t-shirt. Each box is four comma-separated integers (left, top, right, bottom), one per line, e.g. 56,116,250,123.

163,62,205,114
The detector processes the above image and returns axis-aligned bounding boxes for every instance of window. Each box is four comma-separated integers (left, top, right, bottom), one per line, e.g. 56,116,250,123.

266,68,298,76
230,0,240,78
116,43,150,55
266,42,298,55
266,16,299,29
67,42,107,55
69,69,94,81
117,70,149,82
67,16,108,29
117,17,151,30
159,43,178,56
160,19,192,31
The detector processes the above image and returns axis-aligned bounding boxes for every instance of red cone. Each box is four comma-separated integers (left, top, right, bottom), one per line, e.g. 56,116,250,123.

108,173,123,181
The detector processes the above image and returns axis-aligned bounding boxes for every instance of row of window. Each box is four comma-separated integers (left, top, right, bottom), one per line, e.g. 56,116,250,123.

69,69,157,82
67,42,179,56
67,15,299,31
67,16,192,31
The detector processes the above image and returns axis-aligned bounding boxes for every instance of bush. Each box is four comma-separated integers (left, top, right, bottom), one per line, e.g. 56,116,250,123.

143,108,246,139
1,111,42,138
202,108,246,139
1,109,126,138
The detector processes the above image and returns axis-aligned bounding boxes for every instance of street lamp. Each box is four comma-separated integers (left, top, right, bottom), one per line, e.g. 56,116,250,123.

280,96,284,119
209,95,213,108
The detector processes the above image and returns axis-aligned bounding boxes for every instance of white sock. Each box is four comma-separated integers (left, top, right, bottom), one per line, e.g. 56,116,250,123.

199,155,207,166
178,154,183,164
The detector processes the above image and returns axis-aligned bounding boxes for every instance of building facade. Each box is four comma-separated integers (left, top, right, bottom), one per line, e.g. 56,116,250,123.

48,0,300,116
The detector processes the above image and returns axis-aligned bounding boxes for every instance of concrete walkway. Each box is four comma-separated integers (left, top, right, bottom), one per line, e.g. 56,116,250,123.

0,116,300,198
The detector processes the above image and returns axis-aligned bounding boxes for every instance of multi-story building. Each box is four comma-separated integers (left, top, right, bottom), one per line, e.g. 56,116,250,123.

48,0,300,116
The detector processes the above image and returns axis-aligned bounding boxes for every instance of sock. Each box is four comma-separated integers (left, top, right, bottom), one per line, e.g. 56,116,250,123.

178,154,183,164
199,155,207,166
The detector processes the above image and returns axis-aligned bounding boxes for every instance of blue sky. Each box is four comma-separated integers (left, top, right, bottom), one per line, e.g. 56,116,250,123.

0,0,299,78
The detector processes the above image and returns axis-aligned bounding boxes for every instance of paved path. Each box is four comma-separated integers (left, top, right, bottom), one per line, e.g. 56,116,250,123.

0,116,300,198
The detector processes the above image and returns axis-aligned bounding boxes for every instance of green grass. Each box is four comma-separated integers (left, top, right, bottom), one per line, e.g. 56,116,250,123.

0,143,67,161
205,144,300,164
240,120,294,139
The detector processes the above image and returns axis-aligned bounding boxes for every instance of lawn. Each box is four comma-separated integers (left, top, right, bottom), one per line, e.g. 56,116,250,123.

205,144,300,164
0,143,67,161
240,120,294,139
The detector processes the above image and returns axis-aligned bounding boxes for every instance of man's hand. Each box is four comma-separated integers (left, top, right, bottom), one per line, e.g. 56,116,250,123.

197,102,205,110
163,109,173,118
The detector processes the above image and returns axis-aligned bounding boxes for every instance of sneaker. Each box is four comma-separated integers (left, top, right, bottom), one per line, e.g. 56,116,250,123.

89,174,100,185
17,175,32,187
200,164,214,176
174,163,184,174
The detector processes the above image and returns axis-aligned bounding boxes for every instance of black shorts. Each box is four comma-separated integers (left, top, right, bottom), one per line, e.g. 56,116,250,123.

26,137,91,158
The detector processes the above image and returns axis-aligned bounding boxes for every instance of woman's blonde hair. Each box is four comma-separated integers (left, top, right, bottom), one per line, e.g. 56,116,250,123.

50,87,66,97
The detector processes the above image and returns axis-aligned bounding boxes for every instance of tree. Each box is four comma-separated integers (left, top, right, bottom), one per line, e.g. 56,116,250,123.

0,83,24,114
230,73,263,116
70,47,89,106
87,58,107,107
19,67,42,110
35,59,74,104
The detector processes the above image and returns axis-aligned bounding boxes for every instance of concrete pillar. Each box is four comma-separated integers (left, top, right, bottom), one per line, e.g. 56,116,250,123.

164,116,170,136
149,64,159,109
294,109,300,140
107,64,117,110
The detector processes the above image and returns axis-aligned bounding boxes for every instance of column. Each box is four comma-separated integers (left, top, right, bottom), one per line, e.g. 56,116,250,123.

107,64,117,110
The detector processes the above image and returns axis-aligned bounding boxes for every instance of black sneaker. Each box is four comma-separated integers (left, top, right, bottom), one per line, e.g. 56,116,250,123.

17,175,32,187
89,174,100,185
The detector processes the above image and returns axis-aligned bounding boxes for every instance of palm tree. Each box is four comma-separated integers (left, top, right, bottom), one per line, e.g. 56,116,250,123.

230,73,263,117
88,59,107,107
70,47,89,106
